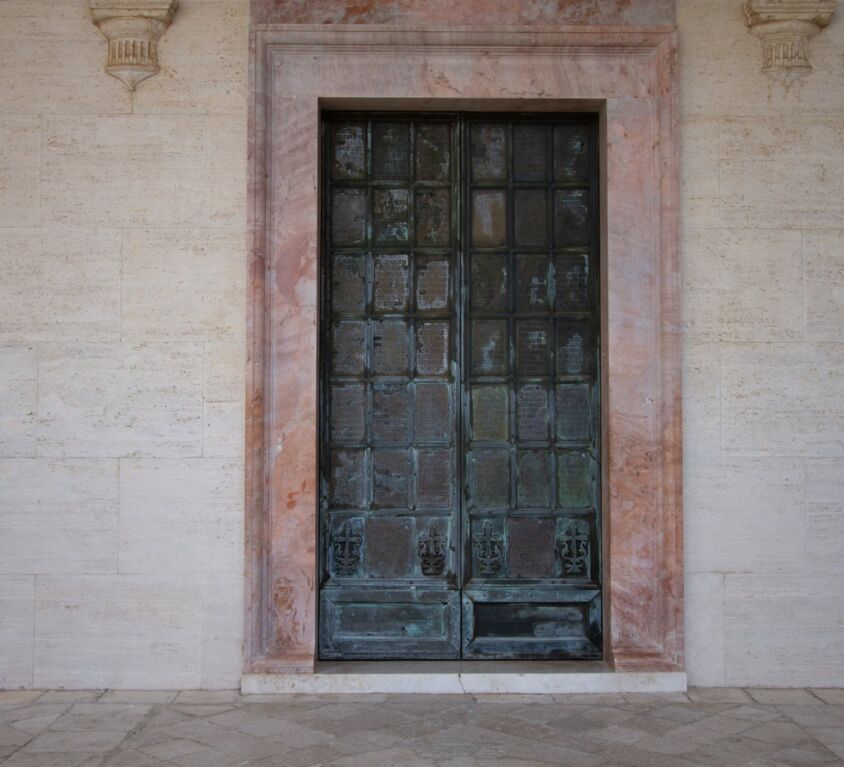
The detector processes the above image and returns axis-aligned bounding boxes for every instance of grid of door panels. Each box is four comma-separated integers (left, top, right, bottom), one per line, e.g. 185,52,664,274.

461,117,601,658
320,116,462,658
320,114,601,659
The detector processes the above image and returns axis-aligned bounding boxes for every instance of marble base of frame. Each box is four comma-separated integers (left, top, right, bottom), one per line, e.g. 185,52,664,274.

242,664,688,695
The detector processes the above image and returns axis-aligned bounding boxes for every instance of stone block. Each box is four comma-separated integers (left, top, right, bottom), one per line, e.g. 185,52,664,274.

678,117,720,229
685,457,805,574
0,576,34,688
37,343,203,458
41,116,206,227
121,228,245,342
203,400,244,458
118,458,243,576
805,230,844,342
204,342,244,403
0,37,129,116
806,458,844,504
132,0,248,116
0,459,118,574
0,228,121,342
720,118,844,229
717,230,803,343
0,117,40,228
33,574,203,689
806,503,844,576
0,345,37,457
682,229,802,343
205,116,248,229
684,572,724,687
677,0,751,114
724,574,844,687
722,343,844,456
805,459,844,576
681,228,720,342
199,570,243,689
682,342,720,458
0,1,103,42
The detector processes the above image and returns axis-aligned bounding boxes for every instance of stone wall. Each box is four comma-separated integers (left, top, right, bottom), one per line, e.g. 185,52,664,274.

0,0,842,688
679,0,844,686
0,0,249,688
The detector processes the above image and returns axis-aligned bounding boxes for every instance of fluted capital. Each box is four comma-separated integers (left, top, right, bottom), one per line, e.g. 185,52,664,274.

743,0,838,82
89,0,179,91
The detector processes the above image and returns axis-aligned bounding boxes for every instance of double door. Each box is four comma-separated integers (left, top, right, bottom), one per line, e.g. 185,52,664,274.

319,112,601,660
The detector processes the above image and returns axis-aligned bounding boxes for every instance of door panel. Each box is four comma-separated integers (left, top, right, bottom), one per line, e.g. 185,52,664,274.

319,113,601,661
320,116,461,659
461,116,601,659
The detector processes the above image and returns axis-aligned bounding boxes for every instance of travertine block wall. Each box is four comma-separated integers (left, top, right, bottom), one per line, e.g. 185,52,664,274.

0,0,248,689
679,0,844,686
0,0,842,688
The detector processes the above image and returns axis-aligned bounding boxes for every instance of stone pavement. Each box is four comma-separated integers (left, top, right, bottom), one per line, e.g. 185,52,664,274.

1,688,843,766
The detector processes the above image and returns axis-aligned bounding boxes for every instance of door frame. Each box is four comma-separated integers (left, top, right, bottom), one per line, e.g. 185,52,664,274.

245,24,683,675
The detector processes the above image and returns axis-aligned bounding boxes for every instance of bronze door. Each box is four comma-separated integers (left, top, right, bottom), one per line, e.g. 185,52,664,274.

319,113,601,660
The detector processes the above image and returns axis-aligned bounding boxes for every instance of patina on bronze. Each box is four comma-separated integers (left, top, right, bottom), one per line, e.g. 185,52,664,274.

319,114,600,660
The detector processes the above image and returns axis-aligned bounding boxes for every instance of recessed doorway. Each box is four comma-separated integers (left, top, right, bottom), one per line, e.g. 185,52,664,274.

319,112,601,660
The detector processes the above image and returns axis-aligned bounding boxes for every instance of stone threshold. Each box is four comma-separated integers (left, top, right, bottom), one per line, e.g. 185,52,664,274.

241,662,688,695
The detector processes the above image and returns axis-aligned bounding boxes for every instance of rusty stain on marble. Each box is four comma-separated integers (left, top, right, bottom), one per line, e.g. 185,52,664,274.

252,0,675,26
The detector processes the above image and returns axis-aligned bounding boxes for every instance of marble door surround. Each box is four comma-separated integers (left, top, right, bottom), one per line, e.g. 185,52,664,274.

245,19,683,690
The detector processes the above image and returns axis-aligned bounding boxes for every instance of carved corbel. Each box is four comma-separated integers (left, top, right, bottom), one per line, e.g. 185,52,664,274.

90,0,179,91
743,0,838,82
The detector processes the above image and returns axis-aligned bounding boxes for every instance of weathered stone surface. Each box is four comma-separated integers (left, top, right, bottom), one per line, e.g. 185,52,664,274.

685,457,805,574
122,228,244,342
0,576,34,688
682,343,720,458
204,342,245,404
118,458,243,576
34,574,203,689
252,0,676,25
37,343,204,458
0,20,129,116
0,0,247,692
719,117,844,229
0,116,40,228
684,572,724,687
204,400,244,458
0,686,842,765
133,2,249,115
724,575,844,687
41,116,207,227
804,230,844,342
805,458,844,576
0,228,121,342
0,459,118,575
678,0,844,692
721,343,844,457
0,345,37,457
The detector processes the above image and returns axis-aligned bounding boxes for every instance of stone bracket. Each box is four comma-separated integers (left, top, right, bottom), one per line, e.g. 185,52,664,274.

743,0,838,81
89,0,178,91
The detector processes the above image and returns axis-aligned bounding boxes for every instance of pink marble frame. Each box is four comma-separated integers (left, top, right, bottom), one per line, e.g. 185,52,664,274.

246,24,683,673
